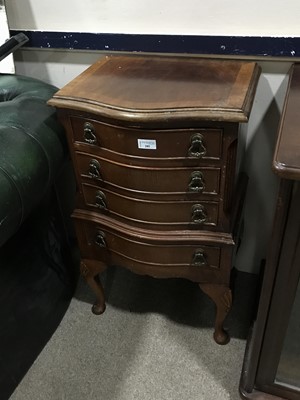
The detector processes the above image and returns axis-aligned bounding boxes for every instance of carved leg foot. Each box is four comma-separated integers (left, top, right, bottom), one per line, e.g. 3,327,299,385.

199,283,232,345
80,259,107,315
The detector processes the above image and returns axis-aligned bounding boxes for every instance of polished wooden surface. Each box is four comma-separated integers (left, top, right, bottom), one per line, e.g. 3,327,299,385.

49,55,260,345
273,64,300,180
49,55,260,125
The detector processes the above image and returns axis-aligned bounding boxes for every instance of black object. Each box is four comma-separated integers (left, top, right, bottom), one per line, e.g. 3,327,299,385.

0,186,77,400
0,33,28,62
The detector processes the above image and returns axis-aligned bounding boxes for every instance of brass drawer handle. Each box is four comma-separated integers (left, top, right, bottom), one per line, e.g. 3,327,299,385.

88,159,101,179
191,204,207,224
95,190,107,209
83,122,97,145
188,133,206,158
191,249,208,267
95,230,106,247
188,171,205,192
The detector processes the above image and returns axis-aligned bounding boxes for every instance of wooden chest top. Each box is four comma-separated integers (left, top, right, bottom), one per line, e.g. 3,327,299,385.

48,55,260,125
273,63,300,180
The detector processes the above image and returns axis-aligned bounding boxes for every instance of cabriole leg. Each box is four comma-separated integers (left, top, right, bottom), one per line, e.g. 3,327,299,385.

199,283,232,345
80,259,107,315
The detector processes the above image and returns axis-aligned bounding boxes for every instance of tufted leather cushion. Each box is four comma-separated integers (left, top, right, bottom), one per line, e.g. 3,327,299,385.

0,74,66,246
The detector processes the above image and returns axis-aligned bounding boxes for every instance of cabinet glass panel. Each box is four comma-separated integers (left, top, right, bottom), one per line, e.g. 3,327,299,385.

276,275,300,389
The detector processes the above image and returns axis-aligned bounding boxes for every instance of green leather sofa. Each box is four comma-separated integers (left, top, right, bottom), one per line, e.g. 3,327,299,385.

0,71,79,399
0,74,67,246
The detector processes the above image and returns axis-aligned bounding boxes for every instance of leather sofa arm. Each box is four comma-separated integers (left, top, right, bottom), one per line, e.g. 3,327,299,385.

0,74,67,246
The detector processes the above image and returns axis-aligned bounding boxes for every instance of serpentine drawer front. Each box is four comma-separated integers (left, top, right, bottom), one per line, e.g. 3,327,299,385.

70,117,223,162
76,152,221,195
81,183,220,230
48,55,260,345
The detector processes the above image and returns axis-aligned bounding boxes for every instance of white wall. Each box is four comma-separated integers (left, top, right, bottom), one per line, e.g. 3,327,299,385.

0,1,14,73
5,0,300,37
235,63,290,273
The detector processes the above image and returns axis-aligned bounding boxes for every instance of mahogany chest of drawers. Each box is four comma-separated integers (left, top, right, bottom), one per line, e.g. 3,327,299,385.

49,55,260,344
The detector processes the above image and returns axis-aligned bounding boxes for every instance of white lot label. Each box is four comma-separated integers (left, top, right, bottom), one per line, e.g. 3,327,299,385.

137,139,157,150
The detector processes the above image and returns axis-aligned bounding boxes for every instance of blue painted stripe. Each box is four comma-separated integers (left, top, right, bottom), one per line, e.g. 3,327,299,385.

9,30,300,57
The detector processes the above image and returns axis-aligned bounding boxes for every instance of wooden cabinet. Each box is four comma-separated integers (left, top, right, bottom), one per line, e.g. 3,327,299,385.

240,64,300,399
48,55,260,345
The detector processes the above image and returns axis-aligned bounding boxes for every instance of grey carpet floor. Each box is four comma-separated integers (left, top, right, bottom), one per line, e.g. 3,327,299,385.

10,267,258,400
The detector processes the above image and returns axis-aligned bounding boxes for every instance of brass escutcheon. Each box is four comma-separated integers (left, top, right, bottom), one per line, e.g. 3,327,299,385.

95,190,107,209
188,171,205,192
83,122,97,145
88,159,101,179
188,133,206,158
191,249,208,267
191,204,207,224
95,230,106,247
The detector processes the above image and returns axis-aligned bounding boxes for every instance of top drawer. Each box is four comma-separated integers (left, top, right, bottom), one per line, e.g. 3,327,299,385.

70,116,223,161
